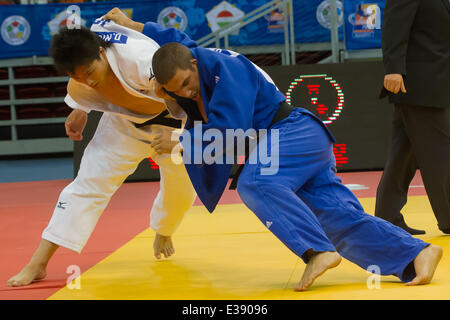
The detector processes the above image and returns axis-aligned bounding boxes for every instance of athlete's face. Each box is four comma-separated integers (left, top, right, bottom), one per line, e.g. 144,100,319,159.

69,46,109,89
163,59,201,101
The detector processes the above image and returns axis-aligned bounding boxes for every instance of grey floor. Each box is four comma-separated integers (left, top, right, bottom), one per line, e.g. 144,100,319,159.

0,157,73,183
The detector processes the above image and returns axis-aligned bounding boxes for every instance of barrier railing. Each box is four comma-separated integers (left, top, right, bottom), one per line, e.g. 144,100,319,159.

197,0,295,66
0,57,72,156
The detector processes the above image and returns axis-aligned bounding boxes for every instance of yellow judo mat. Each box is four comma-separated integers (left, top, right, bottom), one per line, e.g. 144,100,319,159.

49,196,450,300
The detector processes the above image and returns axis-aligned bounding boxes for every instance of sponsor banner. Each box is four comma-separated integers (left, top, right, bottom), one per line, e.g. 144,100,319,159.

344,0,384,50
0,1,145,59
266,8,285,34
206,1,244,35
0,0,347,59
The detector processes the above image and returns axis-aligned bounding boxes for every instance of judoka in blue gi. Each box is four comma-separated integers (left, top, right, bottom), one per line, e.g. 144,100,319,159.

140,22,442,291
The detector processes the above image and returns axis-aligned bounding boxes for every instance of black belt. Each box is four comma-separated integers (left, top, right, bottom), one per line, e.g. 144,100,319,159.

268,100,294,128
229,101,294,190
134,110,182,129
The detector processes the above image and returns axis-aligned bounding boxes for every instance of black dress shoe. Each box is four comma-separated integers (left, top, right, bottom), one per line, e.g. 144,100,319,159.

440,228,450,234
392,215,426,235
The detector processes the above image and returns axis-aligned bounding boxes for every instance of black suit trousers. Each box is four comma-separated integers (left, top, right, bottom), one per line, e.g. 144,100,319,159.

375,104,450,230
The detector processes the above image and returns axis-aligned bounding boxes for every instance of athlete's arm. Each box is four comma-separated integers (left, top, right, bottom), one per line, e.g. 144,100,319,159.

103,7,144,33
141,22,197,48
65,109,87,141
103,7,197,48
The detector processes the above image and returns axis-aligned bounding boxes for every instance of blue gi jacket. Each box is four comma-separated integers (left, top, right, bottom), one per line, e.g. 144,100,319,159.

143,22,334,213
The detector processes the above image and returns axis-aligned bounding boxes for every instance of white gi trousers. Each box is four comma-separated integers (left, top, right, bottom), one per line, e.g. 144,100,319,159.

42,113,196,253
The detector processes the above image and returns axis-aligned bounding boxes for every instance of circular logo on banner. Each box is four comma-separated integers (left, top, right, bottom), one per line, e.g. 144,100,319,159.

157,7,188,32
316,0,344,30
1,15,31,46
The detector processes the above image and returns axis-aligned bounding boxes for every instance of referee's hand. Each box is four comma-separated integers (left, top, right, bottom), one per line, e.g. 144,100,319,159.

384,73,407,94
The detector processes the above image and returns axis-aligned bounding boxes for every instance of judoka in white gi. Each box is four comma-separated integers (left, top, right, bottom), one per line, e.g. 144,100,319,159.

7,12,196,287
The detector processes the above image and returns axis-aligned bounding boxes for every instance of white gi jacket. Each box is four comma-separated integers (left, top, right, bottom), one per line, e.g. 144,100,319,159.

65,18,186,122
41,20,195,253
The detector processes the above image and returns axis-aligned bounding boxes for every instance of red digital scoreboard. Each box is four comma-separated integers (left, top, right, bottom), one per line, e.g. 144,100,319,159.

263,61,394,172
285,74,348,167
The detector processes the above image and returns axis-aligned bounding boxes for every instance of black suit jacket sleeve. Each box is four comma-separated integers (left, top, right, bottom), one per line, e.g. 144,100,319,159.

382,0,421,75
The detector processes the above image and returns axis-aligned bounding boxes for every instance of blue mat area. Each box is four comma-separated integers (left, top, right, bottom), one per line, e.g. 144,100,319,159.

0,157,73,183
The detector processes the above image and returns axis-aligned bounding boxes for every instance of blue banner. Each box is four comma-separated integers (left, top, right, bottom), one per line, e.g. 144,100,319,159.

344,0,385,50
0,5,38,59
0,0,346,59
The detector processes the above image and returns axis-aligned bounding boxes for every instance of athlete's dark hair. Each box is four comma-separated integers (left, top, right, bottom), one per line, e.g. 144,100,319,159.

152,42,194,84
49,26,112,75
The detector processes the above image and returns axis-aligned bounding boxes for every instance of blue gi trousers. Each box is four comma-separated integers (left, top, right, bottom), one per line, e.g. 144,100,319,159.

237,108,429,282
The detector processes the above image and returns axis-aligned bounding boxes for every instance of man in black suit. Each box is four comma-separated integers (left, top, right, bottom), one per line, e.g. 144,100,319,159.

376,0,450,235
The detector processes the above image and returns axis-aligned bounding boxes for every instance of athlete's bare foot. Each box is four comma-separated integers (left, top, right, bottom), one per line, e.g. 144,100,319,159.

294,251,342,291
6,263,47,287
153,233,175,259
6,239,58,287
406,244,443,286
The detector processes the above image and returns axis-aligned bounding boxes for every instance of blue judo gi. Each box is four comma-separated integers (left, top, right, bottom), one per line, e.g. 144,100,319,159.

142,22,429,282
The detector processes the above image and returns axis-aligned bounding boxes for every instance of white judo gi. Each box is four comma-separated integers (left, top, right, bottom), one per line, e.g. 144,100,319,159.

42,20,196,253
